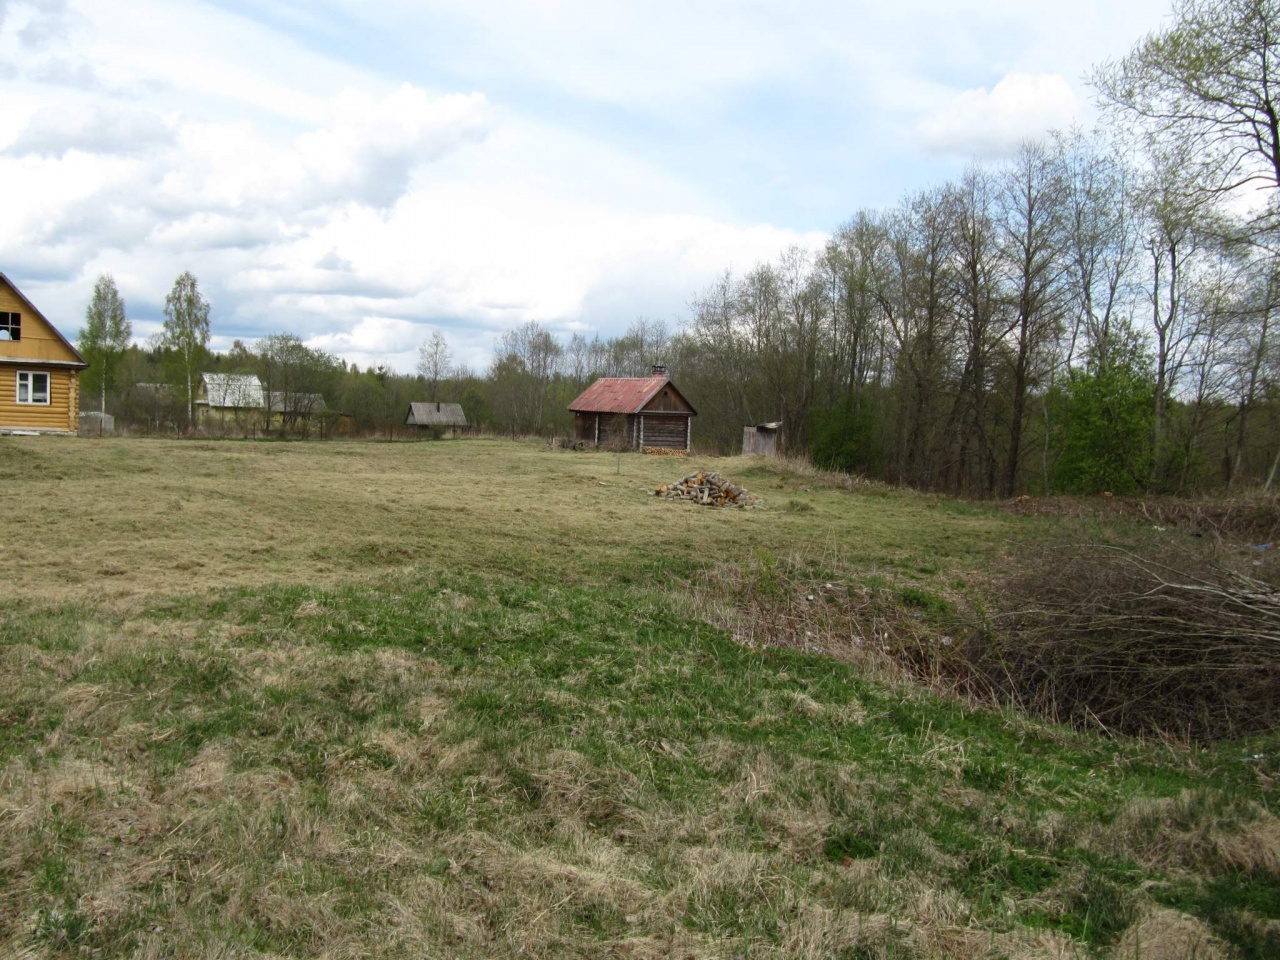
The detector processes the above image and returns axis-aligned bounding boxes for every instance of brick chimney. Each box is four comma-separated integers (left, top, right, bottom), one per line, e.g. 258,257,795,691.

651,364,668,378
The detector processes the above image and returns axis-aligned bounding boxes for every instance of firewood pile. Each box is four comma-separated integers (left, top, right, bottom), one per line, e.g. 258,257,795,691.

643,446,689,457
655,471,762,508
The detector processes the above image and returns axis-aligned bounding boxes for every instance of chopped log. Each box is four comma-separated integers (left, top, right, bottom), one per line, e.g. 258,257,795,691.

654,471,761,508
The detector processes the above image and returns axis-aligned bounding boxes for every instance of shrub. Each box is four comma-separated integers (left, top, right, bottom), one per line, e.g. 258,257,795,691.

809,400,887,476
1054,356,1156,495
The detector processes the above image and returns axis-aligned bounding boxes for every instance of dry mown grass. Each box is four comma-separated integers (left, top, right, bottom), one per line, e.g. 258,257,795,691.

1001,489,1280,533
0,438,998,605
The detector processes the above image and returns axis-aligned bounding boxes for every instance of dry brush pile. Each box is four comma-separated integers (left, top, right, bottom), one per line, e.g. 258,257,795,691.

957,540,1280,739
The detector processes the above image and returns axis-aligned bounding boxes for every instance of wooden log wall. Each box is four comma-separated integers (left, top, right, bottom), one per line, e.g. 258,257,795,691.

640,414,689,450
0,367,78,432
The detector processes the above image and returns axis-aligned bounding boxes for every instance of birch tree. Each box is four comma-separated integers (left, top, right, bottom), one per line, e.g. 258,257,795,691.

162,271,211,429
79,274,132,424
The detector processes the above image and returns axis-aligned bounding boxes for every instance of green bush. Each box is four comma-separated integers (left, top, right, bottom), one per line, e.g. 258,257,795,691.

1054,355,1156,495
809,399,886,475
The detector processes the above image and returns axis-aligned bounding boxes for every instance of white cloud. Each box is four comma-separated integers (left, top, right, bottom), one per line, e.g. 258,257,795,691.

917,72,1084,157
5,102,174,156
292,86,490,209
0,82,493,274
10,0,78,49
316,250,353,272
306,315,420,357
143,87,491,215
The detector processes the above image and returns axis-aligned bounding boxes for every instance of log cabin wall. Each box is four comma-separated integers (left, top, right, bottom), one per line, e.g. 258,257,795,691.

0,367,79,432
639,388,693,450
638,414,689,450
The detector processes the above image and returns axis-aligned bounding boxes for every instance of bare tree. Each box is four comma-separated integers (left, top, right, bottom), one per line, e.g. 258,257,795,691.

822,211,893,409
417,332,453,402
998,141,1069,497
607,318,671,377
1139,152,1215,474
1056,129,1141,368
491,321,563,433
257,333,340,437
946,166,1006,494
884,189,959,488
1221,255,1280,485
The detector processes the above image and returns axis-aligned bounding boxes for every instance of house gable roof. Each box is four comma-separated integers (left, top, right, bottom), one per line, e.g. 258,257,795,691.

0,273,89,368
406,402,468,426
568,376,697,416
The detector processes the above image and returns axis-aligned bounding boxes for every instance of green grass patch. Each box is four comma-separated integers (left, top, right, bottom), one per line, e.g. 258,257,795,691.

2,572,1273,956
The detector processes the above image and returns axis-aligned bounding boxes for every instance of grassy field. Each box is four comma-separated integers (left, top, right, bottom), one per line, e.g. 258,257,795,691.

1,436,1277,959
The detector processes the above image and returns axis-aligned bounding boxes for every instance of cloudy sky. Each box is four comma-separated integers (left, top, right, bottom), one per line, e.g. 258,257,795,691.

0,0,1171,372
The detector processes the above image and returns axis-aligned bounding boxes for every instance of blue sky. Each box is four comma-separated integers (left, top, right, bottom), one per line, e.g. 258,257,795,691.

0,0,1172,371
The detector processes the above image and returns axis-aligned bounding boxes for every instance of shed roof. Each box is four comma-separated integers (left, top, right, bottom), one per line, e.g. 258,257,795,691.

406,401,467,426
568,376,696,415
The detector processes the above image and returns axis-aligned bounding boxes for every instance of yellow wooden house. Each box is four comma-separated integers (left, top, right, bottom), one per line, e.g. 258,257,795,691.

0,273,87,435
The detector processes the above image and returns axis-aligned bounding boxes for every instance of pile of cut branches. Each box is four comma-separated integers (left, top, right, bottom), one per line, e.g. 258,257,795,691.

959,542,1280,739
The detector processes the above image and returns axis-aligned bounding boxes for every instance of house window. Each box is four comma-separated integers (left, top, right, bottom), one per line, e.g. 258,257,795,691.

16,371,50,404
0,312,19,341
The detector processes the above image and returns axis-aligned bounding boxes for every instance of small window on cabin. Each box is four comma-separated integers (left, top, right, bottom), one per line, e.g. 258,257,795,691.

16,371,50,405
0,312,18,341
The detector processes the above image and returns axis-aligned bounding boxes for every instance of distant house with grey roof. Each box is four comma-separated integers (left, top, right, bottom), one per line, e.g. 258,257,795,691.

405,401,468,435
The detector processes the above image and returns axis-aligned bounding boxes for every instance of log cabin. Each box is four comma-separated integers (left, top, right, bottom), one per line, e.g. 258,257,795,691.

0,274,87,435
568,365,696,451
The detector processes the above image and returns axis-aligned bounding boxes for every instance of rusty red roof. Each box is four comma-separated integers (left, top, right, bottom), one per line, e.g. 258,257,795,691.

568,376,671,414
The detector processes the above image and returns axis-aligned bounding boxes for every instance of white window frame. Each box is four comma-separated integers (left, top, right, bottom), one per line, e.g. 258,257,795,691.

16,370,51,405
